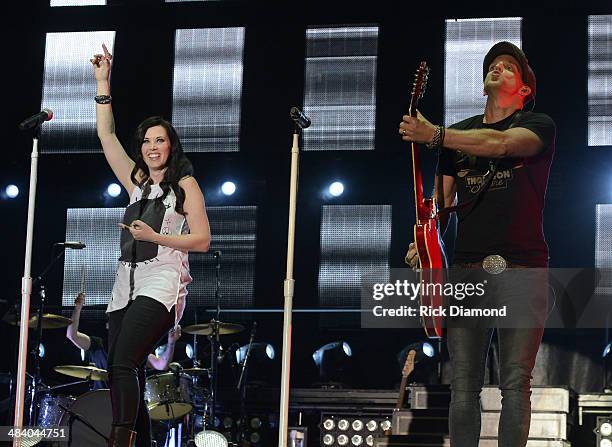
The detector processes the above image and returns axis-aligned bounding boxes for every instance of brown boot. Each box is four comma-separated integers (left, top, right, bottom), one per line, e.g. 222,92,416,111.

108,425,136,447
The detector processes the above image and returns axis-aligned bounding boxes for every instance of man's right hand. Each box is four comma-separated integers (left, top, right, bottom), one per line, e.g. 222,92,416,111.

405,242,419,268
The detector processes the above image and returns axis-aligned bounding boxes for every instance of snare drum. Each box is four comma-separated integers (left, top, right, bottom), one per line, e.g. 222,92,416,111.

144,372,192,420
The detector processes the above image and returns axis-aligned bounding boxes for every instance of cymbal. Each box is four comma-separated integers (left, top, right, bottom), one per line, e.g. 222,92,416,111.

183,367,210,376
2,312,72,329
54,365,108,382
182,322,244,336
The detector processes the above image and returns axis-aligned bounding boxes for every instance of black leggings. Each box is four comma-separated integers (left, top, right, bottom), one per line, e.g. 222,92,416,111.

108,296,175,446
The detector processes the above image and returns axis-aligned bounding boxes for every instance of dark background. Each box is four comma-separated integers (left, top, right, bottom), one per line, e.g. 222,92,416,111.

0,0,611,403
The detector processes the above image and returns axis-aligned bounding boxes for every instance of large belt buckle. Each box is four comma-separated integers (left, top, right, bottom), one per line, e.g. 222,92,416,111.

482,255,507,274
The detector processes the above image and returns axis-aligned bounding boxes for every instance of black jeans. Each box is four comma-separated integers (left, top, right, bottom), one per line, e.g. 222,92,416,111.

108,296,175,447
447,327,544,446
446,268,547,446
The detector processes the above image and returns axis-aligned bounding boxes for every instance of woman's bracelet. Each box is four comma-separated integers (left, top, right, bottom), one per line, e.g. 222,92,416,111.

94,94,112,104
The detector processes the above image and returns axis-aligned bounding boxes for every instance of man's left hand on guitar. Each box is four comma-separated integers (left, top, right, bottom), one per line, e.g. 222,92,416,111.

399,111,437,144
405,242,419,269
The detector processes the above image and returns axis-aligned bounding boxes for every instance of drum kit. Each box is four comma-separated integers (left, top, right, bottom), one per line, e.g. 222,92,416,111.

2,307,250,446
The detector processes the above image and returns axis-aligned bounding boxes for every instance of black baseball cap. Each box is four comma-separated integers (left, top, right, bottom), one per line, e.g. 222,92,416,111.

483,41,536,103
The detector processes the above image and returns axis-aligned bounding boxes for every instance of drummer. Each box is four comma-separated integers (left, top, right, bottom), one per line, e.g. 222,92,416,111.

66,292,182,390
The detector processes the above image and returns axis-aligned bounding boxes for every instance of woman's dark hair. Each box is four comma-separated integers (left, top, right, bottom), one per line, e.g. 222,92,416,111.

129,116,193,215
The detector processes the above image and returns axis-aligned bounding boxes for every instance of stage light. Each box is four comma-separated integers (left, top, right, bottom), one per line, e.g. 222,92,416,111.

323,418,335,430
249,417,262,429
328,181,344,197
5,184,19,199
351,434,363,445
313,341,353,383
397,341,436,365
235,342,275,364
379,420,392,432
320,414,390,447
186,343,194,359
221,181,236,196
337,434,349,446
249,432,261,443
596,417,612,447
106,183,121,198
338,419,350,431
222,416,233,429
194,429,228,447
603,343,611,358
154,344,165,357
234,343,276,384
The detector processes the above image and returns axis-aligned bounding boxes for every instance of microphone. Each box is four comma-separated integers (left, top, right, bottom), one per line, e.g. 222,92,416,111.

18,109,53,131
290,107,311,129
54,241,86,249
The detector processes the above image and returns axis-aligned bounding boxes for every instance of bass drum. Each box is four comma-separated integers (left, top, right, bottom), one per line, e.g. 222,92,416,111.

57,389,112,447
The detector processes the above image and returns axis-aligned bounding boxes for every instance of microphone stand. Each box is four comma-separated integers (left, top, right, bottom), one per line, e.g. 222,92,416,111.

14,123,43,447
209,252,222,427
278,117,305,447
237,323,256,446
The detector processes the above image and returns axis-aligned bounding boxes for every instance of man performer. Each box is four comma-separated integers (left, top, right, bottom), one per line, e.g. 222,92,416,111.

400,41,555,447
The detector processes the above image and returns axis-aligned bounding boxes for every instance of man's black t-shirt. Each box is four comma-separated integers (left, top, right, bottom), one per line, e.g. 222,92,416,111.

86,335,109,390
437,110,556,267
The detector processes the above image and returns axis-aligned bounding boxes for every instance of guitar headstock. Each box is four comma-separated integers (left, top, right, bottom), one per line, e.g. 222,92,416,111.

401,349,417,378
409,61,430,117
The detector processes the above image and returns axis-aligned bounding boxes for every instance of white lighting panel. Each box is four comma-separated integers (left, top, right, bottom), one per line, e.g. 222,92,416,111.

444,18,522,126
63,205,257,309
318,205,391,307
588,15,612,147
303,26,379,151
596,204,612,296
172,28,245,152
40,31,115,153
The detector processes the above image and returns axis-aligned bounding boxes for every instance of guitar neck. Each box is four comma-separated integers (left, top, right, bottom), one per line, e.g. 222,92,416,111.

395,375,409,412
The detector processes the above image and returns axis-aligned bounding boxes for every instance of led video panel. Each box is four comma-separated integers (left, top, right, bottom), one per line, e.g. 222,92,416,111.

596,204,612,296
63,205,257,310
318,205,391,307
303,26,379,151
444,18,522,126
172,28,245,152
40,31,115,153
588,15,612,147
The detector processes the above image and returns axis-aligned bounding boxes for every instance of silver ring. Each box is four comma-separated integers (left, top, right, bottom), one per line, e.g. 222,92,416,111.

401,129,407,136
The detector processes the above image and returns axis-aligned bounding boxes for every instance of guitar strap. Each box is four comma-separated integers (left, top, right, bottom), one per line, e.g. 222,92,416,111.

438,111,523,219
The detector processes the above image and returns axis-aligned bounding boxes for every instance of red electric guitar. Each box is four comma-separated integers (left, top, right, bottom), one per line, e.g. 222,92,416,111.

408,62,447,339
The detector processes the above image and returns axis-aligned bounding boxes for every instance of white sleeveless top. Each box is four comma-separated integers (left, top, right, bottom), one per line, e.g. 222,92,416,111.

107,182,192,323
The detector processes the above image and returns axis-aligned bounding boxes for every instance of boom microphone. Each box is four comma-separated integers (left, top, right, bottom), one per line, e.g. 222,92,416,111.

18,109,53,131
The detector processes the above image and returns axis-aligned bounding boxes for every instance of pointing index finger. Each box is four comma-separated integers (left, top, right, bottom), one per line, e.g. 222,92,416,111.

102,43,112,60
